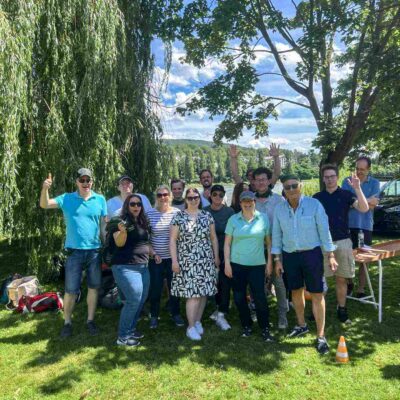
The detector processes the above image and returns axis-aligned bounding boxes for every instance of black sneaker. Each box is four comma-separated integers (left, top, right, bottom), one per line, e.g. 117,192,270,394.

287,325,309,338
337,306,351,324
347,282,354,296
131,330,144,339
261,328,275,342
60,323,72,338
87,320,99,336
241,327,252,337
171,314,185,327
117,337,140,347
316,336,329,355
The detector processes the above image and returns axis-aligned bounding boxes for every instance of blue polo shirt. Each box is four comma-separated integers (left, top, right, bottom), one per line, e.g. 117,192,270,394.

55,191,107,249
313,187,356,241
341,175,380,231
225,210,270,266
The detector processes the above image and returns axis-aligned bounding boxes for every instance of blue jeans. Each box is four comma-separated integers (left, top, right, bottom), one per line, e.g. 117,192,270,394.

64,249,102,294
112,264,150,339
149,258,180,318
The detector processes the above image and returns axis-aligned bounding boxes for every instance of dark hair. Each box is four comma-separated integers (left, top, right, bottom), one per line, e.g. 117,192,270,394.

185,187,202,210
253,167,272,180
321,164,338,177
231,182,249,213
120,194,149,230
246,168,254,178
199,169,213,178
170,178,185,189
356,156,371,168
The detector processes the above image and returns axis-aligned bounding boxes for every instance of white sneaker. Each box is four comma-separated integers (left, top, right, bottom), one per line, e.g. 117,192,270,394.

186,326,201,341
215,312,231,331
209,310,219,321
194,321,204,335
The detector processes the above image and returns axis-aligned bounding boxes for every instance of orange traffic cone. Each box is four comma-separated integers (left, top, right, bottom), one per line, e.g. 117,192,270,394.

336,336,349,363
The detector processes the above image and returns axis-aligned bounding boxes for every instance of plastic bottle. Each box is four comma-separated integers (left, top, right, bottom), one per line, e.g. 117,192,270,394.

358,229,365,248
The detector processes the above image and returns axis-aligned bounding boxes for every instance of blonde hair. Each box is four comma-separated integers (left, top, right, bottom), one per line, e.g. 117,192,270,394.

155,184,172,209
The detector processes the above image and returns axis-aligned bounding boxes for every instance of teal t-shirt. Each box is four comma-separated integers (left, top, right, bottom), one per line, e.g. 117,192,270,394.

225,210,270,266
55,191,107,249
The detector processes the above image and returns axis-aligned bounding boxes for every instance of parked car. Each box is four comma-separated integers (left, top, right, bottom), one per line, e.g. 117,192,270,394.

373,178,400,233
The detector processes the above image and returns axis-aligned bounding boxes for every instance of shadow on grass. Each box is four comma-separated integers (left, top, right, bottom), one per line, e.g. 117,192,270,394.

381,365,400,380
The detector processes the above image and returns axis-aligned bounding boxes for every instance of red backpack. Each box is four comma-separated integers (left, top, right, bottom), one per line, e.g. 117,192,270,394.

16,292,63,313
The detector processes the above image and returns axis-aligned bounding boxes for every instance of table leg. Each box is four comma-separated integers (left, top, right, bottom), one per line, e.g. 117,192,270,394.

364,262,377,309
378,259,383,323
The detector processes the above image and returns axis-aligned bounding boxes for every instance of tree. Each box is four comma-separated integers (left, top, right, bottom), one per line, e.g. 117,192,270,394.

184,149,195,182
171,1,400,167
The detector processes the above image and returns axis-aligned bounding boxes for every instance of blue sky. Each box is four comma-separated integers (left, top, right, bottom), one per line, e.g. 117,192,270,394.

151,3,348,152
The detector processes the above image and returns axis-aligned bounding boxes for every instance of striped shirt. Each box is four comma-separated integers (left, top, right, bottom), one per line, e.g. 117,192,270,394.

146,207,179,258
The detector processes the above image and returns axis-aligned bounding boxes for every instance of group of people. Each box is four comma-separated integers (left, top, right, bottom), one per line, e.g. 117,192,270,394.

39,145,380,355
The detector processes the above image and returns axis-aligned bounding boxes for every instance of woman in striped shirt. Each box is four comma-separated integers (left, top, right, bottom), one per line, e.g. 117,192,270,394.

146,185,184,329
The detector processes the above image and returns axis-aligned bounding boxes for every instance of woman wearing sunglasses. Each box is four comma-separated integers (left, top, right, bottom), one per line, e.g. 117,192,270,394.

110,194,151,347
146,185,184,329
170,187,220,341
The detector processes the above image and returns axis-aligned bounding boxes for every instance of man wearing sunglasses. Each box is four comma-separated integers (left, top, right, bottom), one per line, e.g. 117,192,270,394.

313,164,368,324
40,168,107,338
107,175,152,218
271,175,337,355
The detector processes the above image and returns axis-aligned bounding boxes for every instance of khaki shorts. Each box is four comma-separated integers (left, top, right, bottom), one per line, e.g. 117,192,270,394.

324,238,355,279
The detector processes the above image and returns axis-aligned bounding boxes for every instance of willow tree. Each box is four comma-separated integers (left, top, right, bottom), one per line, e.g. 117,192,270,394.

0,0,164,280
167,0,400,167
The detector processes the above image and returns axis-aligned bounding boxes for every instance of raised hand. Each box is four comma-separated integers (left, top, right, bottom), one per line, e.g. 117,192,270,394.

347,171,361,190
42,172,53,190
269,143,280,157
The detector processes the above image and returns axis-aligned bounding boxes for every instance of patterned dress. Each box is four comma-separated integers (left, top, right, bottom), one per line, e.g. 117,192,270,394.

171,210,218,298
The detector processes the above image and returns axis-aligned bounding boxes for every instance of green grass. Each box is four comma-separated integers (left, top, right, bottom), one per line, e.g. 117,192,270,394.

1,236,400,399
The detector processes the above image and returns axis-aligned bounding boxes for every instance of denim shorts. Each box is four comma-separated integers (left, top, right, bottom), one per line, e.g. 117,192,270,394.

64,249,102,294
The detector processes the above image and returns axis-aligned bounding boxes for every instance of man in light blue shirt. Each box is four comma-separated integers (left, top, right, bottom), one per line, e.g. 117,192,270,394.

342,156,380,297
40,168,107,339
272,175,337,355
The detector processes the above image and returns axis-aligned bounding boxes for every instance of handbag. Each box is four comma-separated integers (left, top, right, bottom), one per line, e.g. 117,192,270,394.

6,276,40,308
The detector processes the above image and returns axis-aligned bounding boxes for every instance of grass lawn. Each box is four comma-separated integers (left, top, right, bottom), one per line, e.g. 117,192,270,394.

1,235,399,400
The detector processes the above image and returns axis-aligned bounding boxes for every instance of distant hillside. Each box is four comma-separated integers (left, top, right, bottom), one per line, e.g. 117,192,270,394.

163,138,223,148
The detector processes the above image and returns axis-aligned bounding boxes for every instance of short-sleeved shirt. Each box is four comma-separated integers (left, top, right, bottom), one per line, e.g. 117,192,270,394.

313,187,356,241
225,210,270,266
341,175,379,231
146,207,179,258
106,194,152,218
55,191,107,249
204,205,235,253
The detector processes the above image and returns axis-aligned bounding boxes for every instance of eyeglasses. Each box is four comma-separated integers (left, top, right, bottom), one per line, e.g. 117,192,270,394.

157,193,169,198
211,192,224,198
255,178,268,183
187,196,200,201
323,175,337,180
283,183,299,191
129,202,142,207
78,178,91,184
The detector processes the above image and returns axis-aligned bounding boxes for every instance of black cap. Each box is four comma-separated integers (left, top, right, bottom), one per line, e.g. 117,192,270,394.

210,184,225,194
77,168,93,179
118,175,133,184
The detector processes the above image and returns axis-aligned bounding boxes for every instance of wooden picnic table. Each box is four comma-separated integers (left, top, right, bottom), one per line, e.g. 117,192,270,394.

349,240,400,323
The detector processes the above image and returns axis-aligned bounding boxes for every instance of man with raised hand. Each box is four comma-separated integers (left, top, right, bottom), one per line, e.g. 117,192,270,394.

107,175,152,218
40,168,107,338
314,164,368,323
272,175,337,355
342,156,380,298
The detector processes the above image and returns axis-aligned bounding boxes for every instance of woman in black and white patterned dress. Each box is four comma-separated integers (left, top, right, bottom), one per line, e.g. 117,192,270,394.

170,187,220,341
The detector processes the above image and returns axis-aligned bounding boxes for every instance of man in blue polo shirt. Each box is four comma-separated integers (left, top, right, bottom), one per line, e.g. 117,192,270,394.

314,164,368,323
272,175,337,355
342,156,380,298
40,168,107,338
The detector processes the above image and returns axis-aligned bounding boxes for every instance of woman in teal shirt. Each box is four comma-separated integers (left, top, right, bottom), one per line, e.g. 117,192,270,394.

224,191,274,342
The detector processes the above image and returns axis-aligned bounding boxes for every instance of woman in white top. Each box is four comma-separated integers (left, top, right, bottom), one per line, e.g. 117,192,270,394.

146,185,184,329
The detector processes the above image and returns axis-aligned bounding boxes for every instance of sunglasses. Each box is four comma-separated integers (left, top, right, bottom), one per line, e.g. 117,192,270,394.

283,183,299,191
129,201,142,207
187,196,200,201
157,193,169,198
78,178,91,184
212,192,224,198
